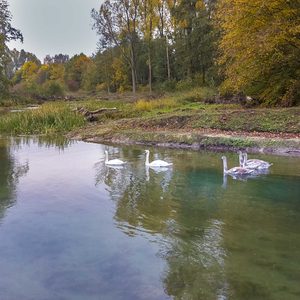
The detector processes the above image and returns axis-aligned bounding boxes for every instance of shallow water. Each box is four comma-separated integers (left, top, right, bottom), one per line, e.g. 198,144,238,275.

0,137,299,300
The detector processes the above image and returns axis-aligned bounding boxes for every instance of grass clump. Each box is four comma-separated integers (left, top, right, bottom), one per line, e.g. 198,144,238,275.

0,102,86,135
135,98,179,112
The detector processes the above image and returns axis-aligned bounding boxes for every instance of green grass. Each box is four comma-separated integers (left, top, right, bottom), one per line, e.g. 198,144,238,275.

0,102,86,135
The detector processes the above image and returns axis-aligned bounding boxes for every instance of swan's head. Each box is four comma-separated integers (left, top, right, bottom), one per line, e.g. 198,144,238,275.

105,150,108,155
221,156,226,160
145,150,149,154
238,150,243,155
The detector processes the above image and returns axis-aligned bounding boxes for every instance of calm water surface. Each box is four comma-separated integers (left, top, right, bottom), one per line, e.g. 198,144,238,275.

0,137,299,300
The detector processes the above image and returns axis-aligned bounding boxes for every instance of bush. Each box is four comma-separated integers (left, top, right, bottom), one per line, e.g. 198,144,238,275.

281,80,300,107
96,82,108,92
176,78,194,91
43,81,64,97
161,80,177,92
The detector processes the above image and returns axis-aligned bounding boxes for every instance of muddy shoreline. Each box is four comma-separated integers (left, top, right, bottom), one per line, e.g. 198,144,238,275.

70,129,300,157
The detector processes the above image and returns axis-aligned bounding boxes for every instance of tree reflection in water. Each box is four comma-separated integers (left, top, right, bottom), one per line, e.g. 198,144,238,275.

95,156,229,299
0,139,29,220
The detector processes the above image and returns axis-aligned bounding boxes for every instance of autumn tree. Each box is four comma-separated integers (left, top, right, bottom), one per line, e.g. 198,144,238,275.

216,0,300,106
92,0,140,93
20,61,39,81
65,53,91,91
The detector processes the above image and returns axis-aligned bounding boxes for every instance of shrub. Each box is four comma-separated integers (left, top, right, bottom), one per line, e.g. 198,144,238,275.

43,81,64,97
176,78,194,91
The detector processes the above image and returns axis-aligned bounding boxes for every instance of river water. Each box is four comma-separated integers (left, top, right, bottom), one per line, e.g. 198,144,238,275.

0,137,299,300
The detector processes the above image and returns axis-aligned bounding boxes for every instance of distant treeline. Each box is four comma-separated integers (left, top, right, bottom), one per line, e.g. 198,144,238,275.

1,0,299,106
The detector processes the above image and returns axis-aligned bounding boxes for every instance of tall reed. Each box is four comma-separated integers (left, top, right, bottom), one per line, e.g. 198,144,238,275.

0,103,86,135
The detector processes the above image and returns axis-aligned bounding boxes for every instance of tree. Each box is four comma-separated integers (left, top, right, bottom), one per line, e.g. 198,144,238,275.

92,0,140,93
20,61,39,81
65,53,91,91
171,0,215,83
216,0,300,106
6,49,40,79
139,0,158,92
0,0,23,96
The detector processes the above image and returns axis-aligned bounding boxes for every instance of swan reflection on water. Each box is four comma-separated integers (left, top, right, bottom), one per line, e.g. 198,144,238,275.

146,165,173,180
222,168,270,188
145,165,173,194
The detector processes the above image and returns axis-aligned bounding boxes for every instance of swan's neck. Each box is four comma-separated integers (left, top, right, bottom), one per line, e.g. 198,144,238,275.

243,153,248,163
145,152,150,165
105,152,108,163
223,158,228,173
239,152,244,167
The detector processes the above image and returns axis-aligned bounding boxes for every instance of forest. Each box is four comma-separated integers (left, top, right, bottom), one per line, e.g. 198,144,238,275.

1,0,300,106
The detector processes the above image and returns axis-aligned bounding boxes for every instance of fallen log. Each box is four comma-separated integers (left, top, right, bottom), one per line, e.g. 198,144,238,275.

74,107,118,121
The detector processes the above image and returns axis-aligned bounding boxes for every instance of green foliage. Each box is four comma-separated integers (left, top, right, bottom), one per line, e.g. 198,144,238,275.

176,78,194,91
43,81,64,97
65,54,91,91
0,0,23,97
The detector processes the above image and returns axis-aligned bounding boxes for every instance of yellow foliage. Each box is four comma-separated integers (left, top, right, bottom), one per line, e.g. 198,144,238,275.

21,61,39,81
112,57,129,91
216,0,300,104
49,64,65,81
195,0,205,10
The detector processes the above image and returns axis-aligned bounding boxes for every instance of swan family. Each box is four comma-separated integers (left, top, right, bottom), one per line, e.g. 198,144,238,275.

105,149,272,177
221,151,272,176
105,149,172,167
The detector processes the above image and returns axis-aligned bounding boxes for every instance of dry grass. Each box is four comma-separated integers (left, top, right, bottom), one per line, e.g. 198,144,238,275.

135,98,179,111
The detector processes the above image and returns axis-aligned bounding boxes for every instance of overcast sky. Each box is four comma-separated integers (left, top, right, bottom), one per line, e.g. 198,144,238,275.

7,0,102,61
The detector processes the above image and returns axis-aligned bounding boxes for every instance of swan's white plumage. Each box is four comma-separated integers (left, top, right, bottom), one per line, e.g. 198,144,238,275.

145,150,172,167
242,153,272,169
104,150,126,166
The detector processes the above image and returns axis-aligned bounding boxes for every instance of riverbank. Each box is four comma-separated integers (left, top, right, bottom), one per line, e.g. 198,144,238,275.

1,90,300,155
69,125,300,156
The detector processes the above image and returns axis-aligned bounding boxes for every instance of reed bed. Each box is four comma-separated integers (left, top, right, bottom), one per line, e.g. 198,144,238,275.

0,102,86,135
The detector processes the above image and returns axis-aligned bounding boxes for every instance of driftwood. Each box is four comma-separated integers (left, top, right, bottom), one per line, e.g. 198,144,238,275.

74,107,118,121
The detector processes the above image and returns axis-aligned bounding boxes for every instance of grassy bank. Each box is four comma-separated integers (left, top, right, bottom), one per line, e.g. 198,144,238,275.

0,89,299,154
0,102,85,135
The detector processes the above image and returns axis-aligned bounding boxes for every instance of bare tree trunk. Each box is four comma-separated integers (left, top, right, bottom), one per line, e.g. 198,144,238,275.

166,37,171,81
202,65,206,85
148,50,152,93
130,45,136,94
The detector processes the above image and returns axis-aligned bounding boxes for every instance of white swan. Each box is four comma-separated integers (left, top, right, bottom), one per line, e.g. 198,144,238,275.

145,150,173,167
104,150,126,166
242,152,272,169
221,156,254,176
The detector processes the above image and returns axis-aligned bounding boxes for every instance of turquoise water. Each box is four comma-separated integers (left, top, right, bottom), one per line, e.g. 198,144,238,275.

0,137,299,300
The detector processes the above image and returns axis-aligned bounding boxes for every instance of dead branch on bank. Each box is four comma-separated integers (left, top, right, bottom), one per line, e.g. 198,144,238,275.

74,107,118,121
